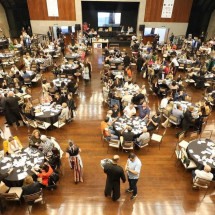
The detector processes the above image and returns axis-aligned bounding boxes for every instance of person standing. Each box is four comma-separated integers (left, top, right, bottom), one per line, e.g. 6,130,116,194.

125,153,142,200
66,140,83,183
103,155,126,201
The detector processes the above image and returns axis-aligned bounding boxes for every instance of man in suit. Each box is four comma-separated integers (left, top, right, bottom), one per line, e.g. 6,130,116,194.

5,91,21,127
104,155,126,201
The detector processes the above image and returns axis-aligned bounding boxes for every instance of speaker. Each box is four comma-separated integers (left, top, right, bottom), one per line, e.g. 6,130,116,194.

139,25,145,31
75,24,81,31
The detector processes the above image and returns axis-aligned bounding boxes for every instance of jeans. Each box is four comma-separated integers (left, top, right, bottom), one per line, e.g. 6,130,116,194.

128,178,138,196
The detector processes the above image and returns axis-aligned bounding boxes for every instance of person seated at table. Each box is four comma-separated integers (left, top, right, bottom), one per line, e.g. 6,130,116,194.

181,106,196,132
125,66,132,81
13,78,23,93
136,102,150,122
59,103,70,122
40,92,52,104
121,91,133,107
136,132,150,147
120,126,135,146
158,80,169,96
159,94,172,109
67,79,78,94
200,101,211,117
143,112,161,132
42,79,51,93
22,175,41,196
48,82,58,96
132,89,145,105
52,92,64,105
40,135,54,155
7,136,23,154
192,165,214,188
123,103,136,118
29,129,42,148
22,98,35,120
46,147,61,171
111,104,120,118
31,163,53,187
174,90,187,101
101,117,118,140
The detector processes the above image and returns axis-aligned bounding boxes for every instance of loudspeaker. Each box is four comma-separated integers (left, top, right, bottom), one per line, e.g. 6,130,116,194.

139,25,145,31
75,24,81,31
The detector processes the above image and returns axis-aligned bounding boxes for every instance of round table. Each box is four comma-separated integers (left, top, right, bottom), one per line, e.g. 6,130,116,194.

34,104,61,124
114,116,146,136
65,53,80,60
0,147,44,187
187,139,215,173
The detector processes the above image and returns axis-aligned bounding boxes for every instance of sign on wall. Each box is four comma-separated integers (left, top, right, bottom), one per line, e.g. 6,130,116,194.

46,0,59,17
161,0,175,18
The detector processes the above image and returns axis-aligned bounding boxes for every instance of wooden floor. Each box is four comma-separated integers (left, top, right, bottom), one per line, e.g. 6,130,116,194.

1,47,215,215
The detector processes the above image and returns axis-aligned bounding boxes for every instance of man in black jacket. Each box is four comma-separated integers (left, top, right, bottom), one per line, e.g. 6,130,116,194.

104,155,126,201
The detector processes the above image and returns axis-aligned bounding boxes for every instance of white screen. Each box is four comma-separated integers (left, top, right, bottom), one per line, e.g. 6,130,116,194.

98,12,121,27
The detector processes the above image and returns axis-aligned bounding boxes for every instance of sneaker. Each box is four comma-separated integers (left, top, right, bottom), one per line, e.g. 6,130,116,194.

125,189,133,193
130,195,137,200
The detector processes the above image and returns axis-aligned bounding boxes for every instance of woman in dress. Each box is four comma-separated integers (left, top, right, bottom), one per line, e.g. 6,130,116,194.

82,63,90,84
66,140,83,183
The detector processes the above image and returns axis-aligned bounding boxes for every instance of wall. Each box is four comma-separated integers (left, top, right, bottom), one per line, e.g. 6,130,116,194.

0,3,9,37
28,0,190,37
207,10,215,39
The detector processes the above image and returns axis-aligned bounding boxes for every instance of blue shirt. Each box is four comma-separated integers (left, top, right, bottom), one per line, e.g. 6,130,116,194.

127,157,142,179
138,105,150,119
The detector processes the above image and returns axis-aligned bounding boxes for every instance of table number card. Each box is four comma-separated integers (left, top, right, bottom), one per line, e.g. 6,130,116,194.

161,0,175,18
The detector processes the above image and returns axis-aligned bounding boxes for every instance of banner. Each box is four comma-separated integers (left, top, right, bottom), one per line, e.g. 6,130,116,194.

161,0,175,18
46,0,59,17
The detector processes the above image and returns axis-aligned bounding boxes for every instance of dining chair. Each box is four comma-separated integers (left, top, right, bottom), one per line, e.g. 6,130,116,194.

53,118,66,129
122,141,134,152
1,187,23,204
150,128,167,150
137,137,150,152
107,139,120,153
35,120,51,133
180,148,197,170
23,189,45,213
192,177,212,201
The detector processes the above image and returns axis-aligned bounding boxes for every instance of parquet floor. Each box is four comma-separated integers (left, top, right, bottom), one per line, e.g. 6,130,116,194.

0,47,215,215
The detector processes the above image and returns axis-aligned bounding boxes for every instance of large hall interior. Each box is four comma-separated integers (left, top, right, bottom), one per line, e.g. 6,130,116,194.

0,0,215,214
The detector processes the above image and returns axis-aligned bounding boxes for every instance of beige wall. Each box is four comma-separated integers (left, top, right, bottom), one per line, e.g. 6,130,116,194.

207,10,215,39
30,0,188,37
0,3,9,37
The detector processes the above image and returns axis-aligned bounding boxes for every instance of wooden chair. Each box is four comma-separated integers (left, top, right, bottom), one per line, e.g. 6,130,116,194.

168,114,180,127
53,117,66,129
150,128,167,150
107,139,120,153
3,136,22,154
35,120,51,133
180,148,197,170
1,187,23,204
192,177,212,201
122,141,134,152
23,189,44,213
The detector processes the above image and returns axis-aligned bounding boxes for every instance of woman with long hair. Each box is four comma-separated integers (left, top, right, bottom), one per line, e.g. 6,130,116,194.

66,140,83,183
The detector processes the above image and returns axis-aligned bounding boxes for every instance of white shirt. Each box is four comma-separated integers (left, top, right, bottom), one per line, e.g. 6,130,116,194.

127,157,142,179
171,58,179,67
160,98,169,109
194,169,213,181
123,106,136,118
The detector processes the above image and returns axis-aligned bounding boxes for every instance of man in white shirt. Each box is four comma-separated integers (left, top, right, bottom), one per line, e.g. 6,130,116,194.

192,165,213,188
123,103,136,118
125,153,142,199
160,95,171,109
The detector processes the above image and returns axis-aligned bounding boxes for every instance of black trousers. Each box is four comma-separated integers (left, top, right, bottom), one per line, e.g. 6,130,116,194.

128,178,138,196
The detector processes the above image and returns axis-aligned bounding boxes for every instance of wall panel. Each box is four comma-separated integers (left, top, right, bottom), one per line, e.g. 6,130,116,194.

27,0,76,20
144,0,193,22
